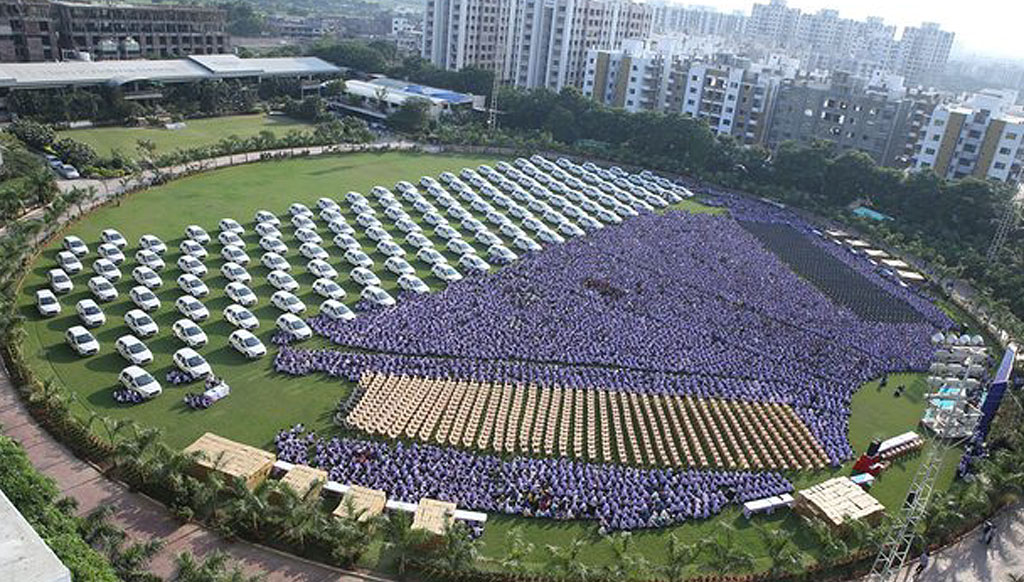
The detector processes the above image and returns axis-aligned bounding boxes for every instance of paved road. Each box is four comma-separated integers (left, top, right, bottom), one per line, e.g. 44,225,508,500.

0,369,392,582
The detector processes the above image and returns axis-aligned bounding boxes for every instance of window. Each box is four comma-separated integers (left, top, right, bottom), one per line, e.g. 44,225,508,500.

994,162,1006,170
967,130,982,139
999,147,1011,155
1007,133,1019,140
934,119,945,126
963,144,977,153
924,148,936,155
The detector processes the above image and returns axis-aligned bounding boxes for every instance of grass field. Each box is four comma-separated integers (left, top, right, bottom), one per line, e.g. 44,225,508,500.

16,150,948,575
58,114,310,160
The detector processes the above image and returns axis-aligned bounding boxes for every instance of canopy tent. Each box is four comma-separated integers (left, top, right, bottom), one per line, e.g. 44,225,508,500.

334,485,387,522
412,498,456,535
794,477,884,529
278,464,328,498
183,432,275,490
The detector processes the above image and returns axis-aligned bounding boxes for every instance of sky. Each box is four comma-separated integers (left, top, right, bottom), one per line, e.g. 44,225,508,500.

678,0,1024,61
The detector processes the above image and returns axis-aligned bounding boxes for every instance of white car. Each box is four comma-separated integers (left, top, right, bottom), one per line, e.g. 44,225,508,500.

93,258,121,282
307,259,338,280
423,212,448,227
261,252,291,272
63,235,89,257
320,299,355,321
361,285,396,308
371,185,393,199
446,238,474,255
36,289,61,316
129,286,161,312
260,237,288,254
229,330,267,359
185,225,210,245
328,220,355,235
268,270,300,292
416,247,447,266
384,256,415,276
365,226,391,242
432,263,463,283
271,290,306,314
578,215,604,232
355,213,381,228
220,245,250,266
333,234,361,251
459,253,491,273
488,244,518,264
475,230,502,247
434,225,461,240
384,206,408,221
75,299,105,327
350,202,374,216
350,267,381,287
254,210,280,226
224,304,259,331
179,239,208,259
395,218,421,233
132,266,162,289
405,232,434,249
225,281,258,307
398,274,430,294
173,347,211,378
288,202,312,217
537,229,566,245
291,214,316,230
447,206,470,220
299,242,329,261
220,262,251,284
218,218,244,235
557,222,586,238
175,295,210,321
177,274,209,298
87,276,118,302
48,268,73,294
124,309,159,338
317,196,340,211
217,231,244,247
376,240,405,257
177,255,208,277
65,326,99,356
172,319,208,348
97,243,125,265
344,249,373,268
313,278,346,300
115,334,153,366
135,249,165,271
276,314,312,341
345,191,368,204
56,251,83,274
294,228,322,245
100,228,127,249
118,366,162,399
499,223,526,240
513,235,543,253
255,223,282,239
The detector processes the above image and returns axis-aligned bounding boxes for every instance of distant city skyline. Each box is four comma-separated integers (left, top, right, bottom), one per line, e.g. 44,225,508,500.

663,0,1021,61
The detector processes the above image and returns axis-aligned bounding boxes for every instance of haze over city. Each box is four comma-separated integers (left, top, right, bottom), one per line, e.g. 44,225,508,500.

676,0,1023,59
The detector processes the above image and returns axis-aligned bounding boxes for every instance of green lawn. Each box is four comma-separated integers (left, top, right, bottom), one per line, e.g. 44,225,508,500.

58,114,310,160
16,151,947,575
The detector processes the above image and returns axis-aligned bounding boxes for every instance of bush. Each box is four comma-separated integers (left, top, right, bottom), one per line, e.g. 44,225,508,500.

8,119,56,150
52,138,99,169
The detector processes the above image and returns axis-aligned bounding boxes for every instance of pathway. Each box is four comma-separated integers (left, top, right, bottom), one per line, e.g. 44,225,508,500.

0,368,394,582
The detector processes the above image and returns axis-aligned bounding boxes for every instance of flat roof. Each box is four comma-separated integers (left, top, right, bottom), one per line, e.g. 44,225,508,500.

0,55,340,90
0,489,71,582
346,77,476,107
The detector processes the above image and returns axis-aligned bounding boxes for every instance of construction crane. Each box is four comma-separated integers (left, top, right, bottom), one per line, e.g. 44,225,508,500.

986,187,1023,263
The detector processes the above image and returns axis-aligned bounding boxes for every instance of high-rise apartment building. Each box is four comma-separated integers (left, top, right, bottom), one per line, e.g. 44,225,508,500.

650,3,747,39
747,0,799,48
890,22,954,86
423,0,653,90
0,0,229,62
914,89,1024,182
766,71,936,167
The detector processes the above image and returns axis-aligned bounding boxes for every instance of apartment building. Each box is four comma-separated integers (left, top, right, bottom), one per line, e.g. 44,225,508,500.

0,0,229,62
650,3,746,39
747,0,799,48
584,39,686,112
890,22,954,86
681,59,778,144
766,71,938,167
914,89,1024,182
423,0,652,90
0,0,57,61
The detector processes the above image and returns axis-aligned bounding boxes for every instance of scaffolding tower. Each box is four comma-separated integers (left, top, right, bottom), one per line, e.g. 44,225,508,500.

986,189,1022,263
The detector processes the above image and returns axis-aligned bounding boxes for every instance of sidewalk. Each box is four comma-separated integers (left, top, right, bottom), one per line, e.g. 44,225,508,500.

0,369,390,582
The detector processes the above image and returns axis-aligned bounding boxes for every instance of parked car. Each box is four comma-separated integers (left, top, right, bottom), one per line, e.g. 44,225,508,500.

229,330,267,359
172,347,211,378
115,334,153,366
65,325,99,356
118,366,161,399
36,289,61,316
75,299,105,327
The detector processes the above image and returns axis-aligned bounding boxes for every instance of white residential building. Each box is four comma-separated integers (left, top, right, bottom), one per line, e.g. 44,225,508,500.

914,89,1024,182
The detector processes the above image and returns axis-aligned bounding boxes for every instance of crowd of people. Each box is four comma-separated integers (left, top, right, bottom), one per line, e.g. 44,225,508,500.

274,425,793,531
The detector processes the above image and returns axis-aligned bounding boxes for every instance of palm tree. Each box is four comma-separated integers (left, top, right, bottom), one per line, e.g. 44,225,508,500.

756,523,805,575
436,521,481,572
224,478,271,539
499,525,535,573
658,533,701,582
602,531,650,580
544,536,591,580
173,550,264,582
698,523,756,574
805,517,849,566
381,510,433,578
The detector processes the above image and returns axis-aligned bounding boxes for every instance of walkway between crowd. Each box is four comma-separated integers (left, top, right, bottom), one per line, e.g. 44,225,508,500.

0,368,393,582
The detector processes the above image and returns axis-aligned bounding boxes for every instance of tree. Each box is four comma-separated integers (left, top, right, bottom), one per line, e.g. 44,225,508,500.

755,523,805,575
388,98,432,134
658,533,700,582
321,79,346,98
436,521,480,572
52,137,98,169
698,523,756,574
804,517,849,566
499,525,535,573
602,531,650,580
381,510,433,577
544,536,591,580
172,551,264,582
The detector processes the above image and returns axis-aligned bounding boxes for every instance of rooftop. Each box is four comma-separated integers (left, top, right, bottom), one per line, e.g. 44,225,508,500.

0,55,340,90
0,489,71,582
